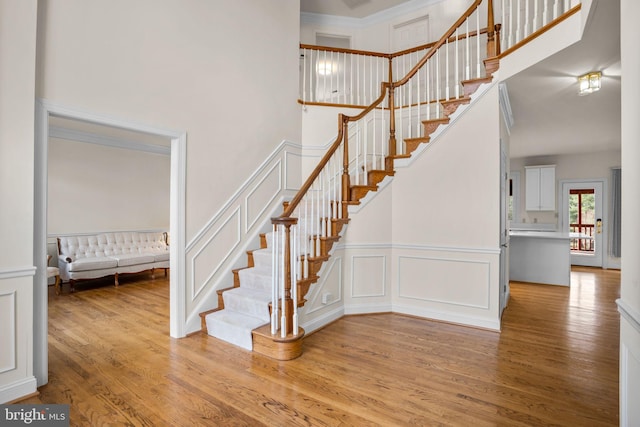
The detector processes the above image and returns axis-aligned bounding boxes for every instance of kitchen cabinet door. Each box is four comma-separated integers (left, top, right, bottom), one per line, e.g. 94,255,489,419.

525,165,555,211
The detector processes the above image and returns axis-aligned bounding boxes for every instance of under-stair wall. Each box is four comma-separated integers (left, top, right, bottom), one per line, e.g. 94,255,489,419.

335,81,502,331
184,140,302,334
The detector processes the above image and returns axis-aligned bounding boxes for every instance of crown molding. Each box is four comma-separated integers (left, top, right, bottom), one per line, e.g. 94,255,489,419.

301,0,445,29
49,125,171,155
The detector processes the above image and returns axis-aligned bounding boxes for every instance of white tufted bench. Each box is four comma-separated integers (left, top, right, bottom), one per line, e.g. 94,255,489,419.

57,231,169,292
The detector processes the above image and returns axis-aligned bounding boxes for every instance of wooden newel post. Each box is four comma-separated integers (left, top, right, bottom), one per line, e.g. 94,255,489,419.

271,216,297,336
486,0,496,58
341,115,351,215
494,23,502,56
388,83,397,163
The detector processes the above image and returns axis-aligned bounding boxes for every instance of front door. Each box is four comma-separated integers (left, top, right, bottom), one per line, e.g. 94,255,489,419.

561,181,604,267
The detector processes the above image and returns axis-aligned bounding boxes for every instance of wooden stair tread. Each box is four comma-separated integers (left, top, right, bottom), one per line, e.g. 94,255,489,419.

404,136,431,143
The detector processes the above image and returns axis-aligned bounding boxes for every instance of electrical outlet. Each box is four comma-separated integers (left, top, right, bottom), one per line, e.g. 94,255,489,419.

321,292,331,304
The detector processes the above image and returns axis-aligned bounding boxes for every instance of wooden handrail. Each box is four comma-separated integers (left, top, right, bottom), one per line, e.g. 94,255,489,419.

300,28,489,60
395,0,483,88
300,44,391,58
390,27,489,58
276,114,346,219
497,4,581,59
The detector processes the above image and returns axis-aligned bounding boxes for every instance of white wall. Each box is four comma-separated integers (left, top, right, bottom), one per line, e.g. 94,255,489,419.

510,150,620,224
37,0,302,242
0,0,38,403
36,0,302,337
620,0,640,425
510,150,621,267
47,138,170,234
301,0,471,53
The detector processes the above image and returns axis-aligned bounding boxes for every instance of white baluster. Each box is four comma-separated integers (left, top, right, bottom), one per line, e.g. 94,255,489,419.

426,57,431,120
454,29,459,99
436,49,441,117
516,0,522,43
475,9,480,78
524,0,530,40
271,225,278,334
292,224,298,335
343,52,347,105
280,224,286,338
543,0,549,26
509,0,514,49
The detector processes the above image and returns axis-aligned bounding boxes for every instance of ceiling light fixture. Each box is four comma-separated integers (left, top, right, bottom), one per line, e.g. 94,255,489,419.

578,71,601,95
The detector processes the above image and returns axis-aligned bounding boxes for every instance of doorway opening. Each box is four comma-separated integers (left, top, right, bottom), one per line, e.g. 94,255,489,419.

560,180,605,268
34,100,187,386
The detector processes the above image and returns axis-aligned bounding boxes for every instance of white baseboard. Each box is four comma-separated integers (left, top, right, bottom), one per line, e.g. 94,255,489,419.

0,376,37,404
392,302,501,331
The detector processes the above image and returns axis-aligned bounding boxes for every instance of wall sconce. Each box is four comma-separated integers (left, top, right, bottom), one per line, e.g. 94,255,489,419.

578,71,601,95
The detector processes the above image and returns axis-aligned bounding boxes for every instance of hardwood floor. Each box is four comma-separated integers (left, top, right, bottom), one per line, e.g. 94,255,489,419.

24,267,620,426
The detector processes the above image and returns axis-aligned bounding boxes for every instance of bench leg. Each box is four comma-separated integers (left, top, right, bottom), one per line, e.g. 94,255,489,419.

54,275,61,296
151,268,155,279
114,273,119,287
164,268,168,277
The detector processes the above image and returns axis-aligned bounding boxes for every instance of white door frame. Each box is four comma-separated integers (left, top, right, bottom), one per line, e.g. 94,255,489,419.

34,99,187,386
559,179,606,268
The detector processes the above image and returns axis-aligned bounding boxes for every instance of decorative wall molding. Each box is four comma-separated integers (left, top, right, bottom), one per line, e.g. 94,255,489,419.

191,208,242,301
49,125,170,155
245,161,282,233
618,298,640,334
186,140,301,251
0,291,16,374
305,257,343,315
351,255,387,298
0,267,36,280
184,140,302,334
397,255,491,309
338,241,501,255
301,0,442,29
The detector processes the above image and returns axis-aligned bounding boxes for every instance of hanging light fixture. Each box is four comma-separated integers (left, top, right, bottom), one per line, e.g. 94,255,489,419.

578,71,601,95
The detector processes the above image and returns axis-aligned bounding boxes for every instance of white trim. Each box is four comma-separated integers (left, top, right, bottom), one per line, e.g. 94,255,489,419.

49,125,171,155
300,305,345,334
34,99,188,388
244,160,282,232
191,208,242,300
559,178,607,268
618,298,640,334
186,140,301,251
0,266,36,280
392,302,502,331
397,255,492,309
301,0,445,29
337,241,501,255
0,376,38,404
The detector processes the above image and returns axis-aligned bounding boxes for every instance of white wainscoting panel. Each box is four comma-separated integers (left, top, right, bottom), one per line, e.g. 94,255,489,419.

191,208,241,300
0,291,16,374
245,161,281,232
619,301,640,427
300,255,345,335
0,273,36,403
398,255,490,309
184,140,301,334
351,255,386,298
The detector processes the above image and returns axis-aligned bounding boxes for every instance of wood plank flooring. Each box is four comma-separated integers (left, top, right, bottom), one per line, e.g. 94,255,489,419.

23,267,620,426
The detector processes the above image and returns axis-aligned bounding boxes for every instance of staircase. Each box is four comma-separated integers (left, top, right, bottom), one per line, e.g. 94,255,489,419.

199,0,583,359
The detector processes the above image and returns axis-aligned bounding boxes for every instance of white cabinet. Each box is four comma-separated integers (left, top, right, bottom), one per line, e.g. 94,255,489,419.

525,165,555,211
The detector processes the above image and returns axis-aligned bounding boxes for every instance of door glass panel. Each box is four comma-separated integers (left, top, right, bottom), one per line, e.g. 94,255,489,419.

569,189,595,254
